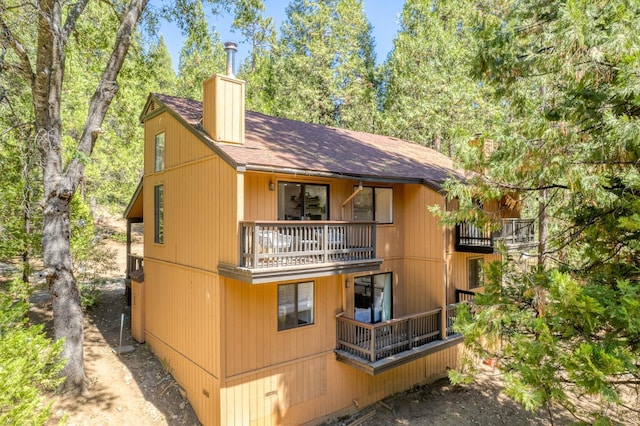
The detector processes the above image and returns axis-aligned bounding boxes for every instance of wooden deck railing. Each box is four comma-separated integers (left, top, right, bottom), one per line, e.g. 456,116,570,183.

240,221,376,269
446,304,458,337
455,289,476,303
126,254,144,277
336,308,446,363
456,218,535,252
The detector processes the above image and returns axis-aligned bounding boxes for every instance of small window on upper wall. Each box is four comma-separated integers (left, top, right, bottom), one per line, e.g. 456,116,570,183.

154,184,164,244
353,186,393,224
154,132,165,172
278,281,314,331
468,258,484,289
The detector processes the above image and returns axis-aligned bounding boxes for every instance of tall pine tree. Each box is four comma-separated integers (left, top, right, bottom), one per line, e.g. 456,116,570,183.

176,0,226,100
380,0,503,155
255,0,378,131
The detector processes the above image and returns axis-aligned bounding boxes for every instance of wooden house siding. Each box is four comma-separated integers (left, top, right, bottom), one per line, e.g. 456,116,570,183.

446,251,501,302
144,331,221,425
219,346,460,425
221,275,342,378
400,185,446,315
141,109,239,424
143,111,239,270
143,260,221,425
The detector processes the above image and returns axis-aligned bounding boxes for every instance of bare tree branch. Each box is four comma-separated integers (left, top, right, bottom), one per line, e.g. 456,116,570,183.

66,0,149,187
0,11,36,86
61,0,90,46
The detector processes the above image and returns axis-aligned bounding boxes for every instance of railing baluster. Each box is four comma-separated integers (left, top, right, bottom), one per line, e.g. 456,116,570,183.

251,224,258,268
240,221,376,269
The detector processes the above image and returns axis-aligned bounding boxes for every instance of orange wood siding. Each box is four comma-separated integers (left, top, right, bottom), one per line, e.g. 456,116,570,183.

145,332,221,425
219,346,461,425
221,275,342,378
144,260,220,375
243,173,277,220
400,185,446,314
446,251,501,302
143,259,222,424
203,75,245,145
143,110,239,270
141,110,237,425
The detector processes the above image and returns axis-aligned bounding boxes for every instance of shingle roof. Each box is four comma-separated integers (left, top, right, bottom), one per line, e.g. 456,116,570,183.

152,93,462,191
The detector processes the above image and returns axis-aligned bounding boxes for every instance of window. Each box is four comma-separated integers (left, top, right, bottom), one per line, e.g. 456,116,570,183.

278,182,329,220
278,281,314,331
468,258,484,289
154,132,165,172
354,272,392,323
353,186,393,223
154,185,164,244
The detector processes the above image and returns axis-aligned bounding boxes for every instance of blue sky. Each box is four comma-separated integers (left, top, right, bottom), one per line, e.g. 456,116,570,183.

157,1,405,70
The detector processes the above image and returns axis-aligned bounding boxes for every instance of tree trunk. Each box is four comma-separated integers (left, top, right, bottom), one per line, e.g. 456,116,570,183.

537,187,547,269
29,0,148,393
44,191,88,392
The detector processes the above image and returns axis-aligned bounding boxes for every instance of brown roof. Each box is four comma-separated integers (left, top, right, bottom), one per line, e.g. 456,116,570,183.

152,93,462,191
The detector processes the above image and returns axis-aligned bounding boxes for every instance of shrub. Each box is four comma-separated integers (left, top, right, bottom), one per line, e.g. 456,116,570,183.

0,278,63,425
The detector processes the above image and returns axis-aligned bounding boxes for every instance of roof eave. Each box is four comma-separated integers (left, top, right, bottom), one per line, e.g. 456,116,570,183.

124,177,144,219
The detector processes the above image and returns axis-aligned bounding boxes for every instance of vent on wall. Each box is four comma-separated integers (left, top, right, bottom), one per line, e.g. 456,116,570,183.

146,101,156,115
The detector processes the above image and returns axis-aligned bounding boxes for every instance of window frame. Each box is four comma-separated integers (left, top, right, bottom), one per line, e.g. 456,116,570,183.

154,132,165,172
277,281,315,331
352,186,393,224
468,257,484,289
277,182,330,221
154,184,164,244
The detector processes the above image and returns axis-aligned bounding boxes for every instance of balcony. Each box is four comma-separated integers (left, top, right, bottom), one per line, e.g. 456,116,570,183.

335,304,462,375
455,218,536,254
218,221,382,284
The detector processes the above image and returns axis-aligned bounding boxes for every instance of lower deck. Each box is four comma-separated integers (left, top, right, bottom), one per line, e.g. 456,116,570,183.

335,304,463,375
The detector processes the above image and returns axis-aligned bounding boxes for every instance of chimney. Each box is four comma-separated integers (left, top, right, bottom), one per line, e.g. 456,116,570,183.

224,41,237,77
202,42,245,144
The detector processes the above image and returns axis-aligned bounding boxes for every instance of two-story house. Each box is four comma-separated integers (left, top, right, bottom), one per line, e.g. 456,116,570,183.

123,45,535,425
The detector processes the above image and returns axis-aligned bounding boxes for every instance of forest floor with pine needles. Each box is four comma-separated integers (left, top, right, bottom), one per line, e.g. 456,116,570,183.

14,211,638,425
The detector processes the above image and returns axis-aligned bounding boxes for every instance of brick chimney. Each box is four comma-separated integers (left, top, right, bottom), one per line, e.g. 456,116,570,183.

202,42,245,144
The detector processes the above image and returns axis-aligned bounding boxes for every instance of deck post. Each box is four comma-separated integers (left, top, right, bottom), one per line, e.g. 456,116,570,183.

322,224,329,264
370,327,376,362
252,224,259,268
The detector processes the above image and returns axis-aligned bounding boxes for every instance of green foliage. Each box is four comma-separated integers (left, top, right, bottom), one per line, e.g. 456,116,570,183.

0,8,43,267
443,0,640,421
0,278,63,425
70,197,117,291
79,279,105,310
379,0,506,154
248,0,378,132
175,0,226,100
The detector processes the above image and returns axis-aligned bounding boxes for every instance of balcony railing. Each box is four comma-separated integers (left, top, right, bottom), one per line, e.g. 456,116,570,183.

240,221,377,269
336,303,463,372
455,289,477,303
455,218,535,253
127,254,144,277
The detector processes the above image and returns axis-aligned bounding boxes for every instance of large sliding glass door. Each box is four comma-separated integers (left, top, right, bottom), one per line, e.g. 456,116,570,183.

278,182,329,220
353,272,392,323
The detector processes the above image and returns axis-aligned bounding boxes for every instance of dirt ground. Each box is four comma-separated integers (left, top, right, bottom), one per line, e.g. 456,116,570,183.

17,214,638,425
